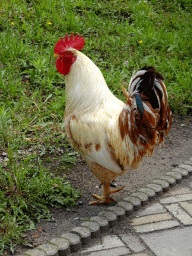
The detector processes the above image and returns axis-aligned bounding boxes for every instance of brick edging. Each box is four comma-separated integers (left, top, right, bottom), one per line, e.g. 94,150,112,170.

21,157,192,256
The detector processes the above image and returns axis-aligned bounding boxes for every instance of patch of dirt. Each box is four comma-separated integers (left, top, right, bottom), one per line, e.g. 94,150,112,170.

4,115,192,255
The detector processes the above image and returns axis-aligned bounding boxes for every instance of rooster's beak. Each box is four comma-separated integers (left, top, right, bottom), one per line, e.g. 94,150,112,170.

54,54,60,58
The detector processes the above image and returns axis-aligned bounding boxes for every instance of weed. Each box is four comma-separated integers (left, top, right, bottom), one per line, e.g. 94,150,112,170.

0,150,80,253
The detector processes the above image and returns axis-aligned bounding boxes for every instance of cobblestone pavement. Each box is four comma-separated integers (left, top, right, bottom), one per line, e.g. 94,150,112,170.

22,157,192,256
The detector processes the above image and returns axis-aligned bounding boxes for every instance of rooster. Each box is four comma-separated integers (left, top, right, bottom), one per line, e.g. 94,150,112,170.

54,33,171,205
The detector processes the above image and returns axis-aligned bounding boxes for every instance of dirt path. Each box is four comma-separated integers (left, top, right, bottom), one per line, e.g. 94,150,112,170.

10,115,192,255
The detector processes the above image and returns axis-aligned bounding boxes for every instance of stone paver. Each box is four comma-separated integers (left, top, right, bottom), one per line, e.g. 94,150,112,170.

172,167,189,178
166,171,182,181
107,206,126,220
164,186,191,196
180,164,192,174
132,254,150,256
71,227,91,245
119,233,146,253
152,179,169,191
84,247,130,256
23,156,192,256
90,216,109,233
138,188,156,201
160,175,176,186
136,203,166,217
37,244,58,256
24,249,46,256
61,232,81,253
140,226,192,256
165,203,192,225
146,183,163,195
82,235,125,253
131,192,149,206
123,196,141,210
117,201,134,216
160,193,192,204
131,213,172,226
50,237,70,255
98,211,117,227
179,201,192,216
81,221,100,238
133,220,180,233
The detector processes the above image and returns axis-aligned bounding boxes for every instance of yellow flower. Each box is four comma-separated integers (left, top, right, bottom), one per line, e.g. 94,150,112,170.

47,22,52,25
148,13,151,16
138,40,143,44
11,22,14,25
8,20,11,21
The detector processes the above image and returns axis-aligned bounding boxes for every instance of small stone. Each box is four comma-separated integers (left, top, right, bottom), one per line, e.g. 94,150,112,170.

2,152,7,156
61,232,81,253
37,243,58,256
77,201,83,205
73,217,79,220
152,179,169,192
117,201,133,216
90,216,109,233
123,196,141,210
106,206,125,221
123,60,129,66
71,226,91,245
171,164,179,167
81,221,100,238
98,211,117,227
110,180,117,187
166,171,182,183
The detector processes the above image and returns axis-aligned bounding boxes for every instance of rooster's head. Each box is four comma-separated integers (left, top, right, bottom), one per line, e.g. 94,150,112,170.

54,33,85,75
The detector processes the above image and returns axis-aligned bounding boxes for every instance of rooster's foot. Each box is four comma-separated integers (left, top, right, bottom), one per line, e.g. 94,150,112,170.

89,185,125,205
89,194,116,205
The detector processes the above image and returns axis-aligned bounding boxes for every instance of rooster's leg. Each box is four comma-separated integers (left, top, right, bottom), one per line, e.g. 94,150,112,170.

90,182,124,205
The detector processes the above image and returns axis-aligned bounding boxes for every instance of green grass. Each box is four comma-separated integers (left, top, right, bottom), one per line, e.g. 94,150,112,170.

0,0,192,253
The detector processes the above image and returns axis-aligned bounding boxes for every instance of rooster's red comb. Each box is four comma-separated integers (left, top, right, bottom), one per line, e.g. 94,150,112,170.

54,33,85,54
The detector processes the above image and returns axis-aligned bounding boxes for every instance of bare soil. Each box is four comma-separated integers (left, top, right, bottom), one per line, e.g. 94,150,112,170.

4,114,192,255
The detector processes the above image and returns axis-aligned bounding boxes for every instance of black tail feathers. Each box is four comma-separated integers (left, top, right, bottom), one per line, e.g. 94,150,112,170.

140,66,164,81
136,67,164,98
129,66,164,110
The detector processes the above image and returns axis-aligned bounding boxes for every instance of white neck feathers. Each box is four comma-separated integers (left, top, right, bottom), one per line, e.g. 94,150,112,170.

64,50,117,116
